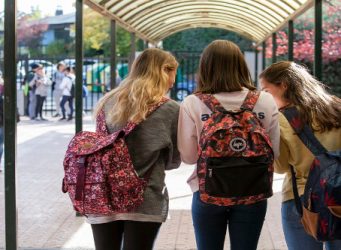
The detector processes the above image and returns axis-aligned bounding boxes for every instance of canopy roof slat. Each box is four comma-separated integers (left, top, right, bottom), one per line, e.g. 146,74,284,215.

85,0,314,45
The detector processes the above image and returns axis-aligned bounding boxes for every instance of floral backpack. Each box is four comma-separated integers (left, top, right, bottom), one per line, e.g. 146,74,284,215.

283,107,341,241
196,91,274,206
62,98,168,215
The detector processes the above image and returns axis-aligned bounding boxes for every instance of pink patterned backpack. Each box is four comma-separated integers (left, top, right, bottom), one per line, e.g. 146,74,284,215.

62,98,168,215
196,91,274,206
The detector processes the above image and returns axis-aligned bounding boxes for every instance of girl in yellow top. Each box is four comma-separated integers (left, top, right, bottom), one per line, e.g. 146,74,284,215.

260,61,341,250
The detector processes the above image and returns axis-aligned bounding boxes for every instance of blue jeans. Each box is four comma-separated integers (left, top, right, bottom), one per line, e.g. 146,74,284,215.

192,191,267,250
60,95,73,118
282,198,341,250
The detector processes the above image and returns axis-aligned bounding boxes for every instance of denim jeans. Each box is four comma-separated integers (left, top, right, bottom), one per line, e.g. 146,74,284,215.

60,95,73,118
192,191,267,250
282,198,341,250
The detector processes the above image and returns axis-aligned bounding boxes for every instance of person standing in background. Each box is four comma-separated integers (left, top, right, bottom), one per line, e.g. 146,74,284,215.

29,65,51,121
26,63,40,120
59,66,75,121
52,62,66,117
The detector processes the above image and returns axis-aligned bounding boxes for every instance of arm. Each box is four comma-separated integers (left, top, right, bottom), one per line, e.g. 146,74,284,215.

268,109,280,159
165,104,181,170
258,92,280,159
28,75,37,88
274,136,290,174
177,102,198,164
59,78,67,90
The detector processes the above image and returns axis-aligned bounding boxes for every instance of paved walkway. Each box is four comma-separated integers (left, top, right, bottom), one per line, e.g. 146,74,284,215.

0,116,287,250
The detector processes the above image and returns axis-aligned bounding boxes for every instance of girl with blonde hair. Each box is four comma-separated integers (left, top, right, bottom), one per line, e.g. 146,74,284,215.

89,48,181,250
260,61,341,250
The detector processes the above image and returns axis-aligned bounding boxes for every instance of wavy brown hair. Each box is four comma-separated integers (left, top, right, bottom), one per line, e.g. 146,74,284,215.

260,61,341,132
197,40,255,93
94,48,178,126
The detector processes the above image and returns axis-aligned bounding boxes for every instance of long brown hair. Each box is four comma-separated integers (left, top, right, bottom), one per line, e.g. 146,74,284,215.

94,48,178,126
260,61,341,132
197,40,255,93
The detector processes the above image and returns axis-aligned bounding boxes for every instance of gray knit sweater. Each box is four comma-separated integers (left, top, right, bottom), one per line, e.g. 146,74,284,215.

86,98,181,224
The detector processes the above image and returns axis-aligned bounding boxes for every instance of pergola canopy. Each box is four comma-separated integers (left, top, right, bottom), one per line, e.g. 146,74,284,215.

85,0,314,44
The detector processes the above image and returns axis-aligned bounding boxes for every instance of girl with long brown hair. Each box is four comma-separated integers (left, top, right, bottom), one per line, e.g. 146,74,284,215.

178,40,280,250
260,61,341,250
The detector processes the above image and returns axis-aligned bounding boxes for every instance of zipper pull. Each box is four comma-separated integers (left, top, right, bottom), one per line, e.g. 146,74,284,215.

208,169,213,178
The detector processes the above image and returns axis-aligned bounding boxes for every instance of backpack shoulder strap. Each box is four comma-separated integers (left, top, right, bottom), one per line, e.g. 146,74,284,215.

281,107,327,156
96,109,109,135
122,97,170,135
240,90,260,111
195,93,227,113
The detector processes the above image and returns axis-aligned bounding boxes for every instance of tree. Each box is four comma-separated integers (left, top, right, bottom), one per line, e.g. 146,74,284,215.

83,8,137,57
163,28,253,52
45,40,74,57
264,0,341,96
17,9,48,57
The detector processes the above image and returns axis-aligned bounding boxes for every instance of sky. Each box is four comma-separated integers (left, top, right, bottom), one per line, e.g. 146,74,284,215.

1,0,75,16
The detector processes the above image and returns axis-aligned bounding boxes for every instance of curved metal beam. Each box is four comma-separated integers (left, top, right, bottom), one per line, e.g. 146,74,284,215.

132,6,276,33
147,19,264,41
86,0,314,44
122,0,285,23
156,23,257,42
140,13,268,39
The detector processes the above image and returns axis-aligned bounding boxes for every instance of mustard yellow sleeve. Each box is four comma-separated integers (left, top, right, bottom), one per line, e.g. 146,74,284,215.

274,127,290,174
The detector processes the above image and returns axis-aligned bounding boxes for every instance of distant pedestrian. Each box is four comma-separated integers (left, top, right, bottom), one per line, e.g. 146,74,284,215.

59,66,75,121
52,62,66,117
26,63,40,120
29,65,51,121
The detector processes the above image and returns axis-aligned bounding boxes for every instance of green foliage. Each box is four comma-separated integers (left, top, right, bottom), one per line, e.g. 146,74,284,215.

83,9,136,57
163,28,253,52
45,40,74,57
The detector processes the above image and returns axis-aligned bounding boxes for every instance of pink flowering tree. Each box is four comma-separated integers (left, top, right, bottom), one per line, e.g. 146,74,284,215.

17,15,48,56
264,0,341,95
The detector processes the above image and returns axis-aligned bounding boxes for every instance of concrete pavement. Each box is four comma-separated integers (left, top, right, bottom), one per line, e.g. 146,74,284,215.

0,116,287,249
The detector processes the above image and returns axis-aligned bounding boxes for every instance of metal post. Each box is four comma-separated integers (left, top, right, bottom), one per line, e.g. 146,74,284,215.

144,41,149,50
4,0,18,249
272,32,277,64
262,41,266,70
288,20,294,61
75,0,83,133
314,0,322,80
255,47,259,87
110,20,117,90
128,33,136,72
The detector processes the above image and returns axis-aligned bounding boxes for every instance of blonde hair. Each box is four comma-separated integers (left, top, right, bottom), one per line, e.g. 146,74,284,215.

197,40,255,93
260,61,341,132
94,48,178,126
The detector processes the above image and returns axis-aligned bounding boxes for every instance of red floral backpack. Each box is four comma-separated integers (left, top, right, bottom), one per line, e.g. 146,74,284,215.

196,91,274,206
62,98,168,215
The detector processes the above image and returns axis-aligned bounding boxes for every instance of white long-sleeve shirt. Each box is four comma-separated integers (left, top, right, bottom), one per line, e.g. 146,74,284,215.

29,74,51,97
177,88,280,192
59,75,75,96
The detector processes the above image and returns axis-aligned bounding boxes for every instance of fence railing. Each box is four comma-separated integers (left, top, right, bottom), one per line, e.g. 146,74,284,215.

3,52,201,117
15,56,129,116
